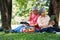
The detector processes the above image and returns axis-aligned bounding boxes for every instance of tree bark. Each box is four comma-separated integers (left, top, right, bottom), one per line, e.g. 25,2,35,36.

0,0,12,31
48,0,60,28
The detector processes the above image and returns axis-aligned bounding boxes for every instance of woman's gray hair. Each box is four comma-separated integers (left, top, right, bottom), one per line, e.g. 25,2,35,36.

32,6,38,10
39,7,46,14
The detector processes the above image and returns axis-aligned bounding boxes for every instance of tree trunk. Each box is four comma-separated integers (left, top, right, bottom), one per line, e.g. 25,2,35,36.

48,0,60,27
48,0,60,28
0,0,12,32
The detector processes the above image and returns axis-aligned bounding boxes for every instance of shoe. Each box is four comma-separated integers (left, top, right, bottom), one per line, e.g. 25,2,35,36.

4,30,10,33
56,32,60,34
52,31,56,34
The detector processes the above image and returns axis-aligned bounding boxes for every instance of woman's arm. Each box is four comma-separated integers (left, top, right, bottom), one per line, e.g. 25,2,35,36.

37,16,42,27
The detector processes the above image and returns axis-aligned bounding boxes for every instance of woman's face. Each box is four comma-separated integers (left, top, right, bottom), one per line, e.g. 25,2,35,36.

32,10,38,14
41,12,45,17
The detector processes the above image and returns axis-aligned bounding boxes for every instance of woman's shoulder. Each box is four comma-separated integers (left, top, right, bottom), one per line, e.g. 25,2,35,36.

46,15,49,16
45,15,50,20
38,15,41,17
38,16,41,19
45,15,50,17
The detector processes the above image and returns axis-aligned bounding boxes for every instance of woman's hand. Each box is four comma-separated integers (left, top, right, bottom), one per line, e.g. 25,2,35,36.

30,24,35,26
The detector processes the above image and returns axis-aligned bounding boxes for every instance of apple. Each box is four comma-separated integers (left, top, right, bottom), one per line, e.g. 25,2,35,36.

22,28,28,33
28,27,35,32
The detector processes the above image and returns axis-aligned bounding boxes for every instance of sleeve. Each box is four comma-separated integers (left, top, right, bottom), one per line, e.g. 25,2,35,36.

47,15,50,22
37,16,42,27
42,15,50,27
33,21,38,26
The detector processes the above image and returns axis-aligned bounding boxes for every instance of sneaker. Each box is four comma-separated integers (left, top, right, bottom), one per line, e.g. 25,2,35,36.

53,31,56,34
5,30,10,33
56,32,60,34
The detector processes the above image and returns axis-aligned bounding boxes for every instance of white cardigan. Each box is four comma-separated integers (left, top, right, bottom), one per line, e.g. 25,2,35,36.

37,15,50,29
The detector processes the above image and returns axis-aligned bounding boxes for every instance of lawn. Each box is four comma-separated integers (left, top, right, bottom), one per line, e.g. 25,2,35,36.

0,32,60,40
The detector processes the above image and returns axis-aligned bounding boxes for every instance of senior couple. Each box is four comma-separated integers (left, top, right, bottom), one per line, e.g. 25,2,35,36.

11,6,60,33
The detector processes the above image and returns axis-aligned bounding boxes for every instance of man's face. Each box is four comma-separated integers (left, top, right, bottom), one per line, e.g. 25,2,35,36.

32,10,38,14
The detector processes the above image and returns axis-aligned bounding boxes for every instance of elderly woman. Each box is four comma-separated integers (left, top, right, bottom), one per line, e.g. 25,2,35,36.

27,6,40,30
11,6,39,33
37,7,60,33
37,7,50,32
37,7,50,29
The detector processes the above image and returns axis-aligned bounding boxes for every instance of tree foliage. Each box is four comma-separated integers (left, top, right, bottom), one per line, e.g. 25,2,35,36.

12,0,49,17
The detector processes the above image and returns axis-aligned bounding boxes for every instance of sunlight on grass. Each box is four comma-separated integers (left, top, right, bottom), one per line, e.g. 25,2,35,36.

0,32,60,40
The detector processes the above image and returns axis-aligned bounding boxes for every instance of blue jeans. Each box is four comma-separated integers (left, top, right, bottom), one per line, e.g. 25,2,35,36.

47,27,56,32
47,27,60,32
41,28,48,32
35,28,40,32
41,27,56,32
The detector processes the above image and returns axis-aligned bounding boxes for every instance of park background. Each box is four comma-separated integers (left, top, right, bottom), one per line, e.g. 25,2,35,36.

0,0,60,29
0,0,60,40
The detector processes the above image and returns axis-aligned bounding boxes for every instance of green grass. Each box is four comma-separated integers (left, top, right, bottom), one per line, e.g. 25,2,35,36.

0,32,60,40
